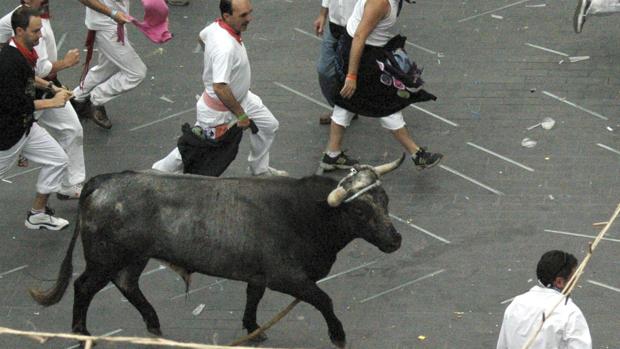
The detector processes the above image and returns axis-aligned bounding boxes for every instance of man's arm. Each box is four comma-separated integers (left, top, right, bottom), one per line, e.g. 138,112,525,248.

565,310,592,349
78,0,130,24
212,83,250,128
48,49,80,76
34,90,72,110
314,5,329,36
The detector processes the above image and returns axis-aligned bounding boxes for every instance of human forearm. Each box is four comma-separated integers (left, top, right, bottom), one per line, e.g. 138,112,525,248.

213,83,245,118
347,37,365,76
78,0,129,23
34,76,52,90
78,0,113,16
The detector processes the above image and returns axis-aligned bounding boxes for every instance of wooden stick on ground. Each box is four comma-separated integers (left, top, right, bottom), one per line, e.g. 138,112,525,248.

520,203,620,349
228,299,301,346
0,326,286,349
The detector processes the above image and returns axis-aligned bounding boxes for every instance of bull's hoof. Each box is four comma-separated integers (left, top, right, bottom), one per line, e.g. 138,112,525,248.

248,331,268,343
147,326,163,336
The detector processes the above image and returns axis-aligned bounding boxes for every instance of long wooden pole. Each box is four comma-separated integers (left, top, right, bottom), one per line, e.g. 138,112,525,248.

0,326,288,348
520,203,620,349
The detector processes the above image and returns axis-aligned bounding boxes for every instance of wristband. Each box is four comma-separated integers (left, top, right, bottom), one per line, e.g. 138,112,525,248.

236,113,249,121
346,74,357,81
110,9,118,18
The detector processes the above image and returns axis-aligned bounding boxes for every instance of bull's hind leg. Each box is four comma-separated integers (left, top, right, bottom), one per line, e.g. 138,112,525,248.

72,266,114,335
242,283,267,342
112,259,162,335
270,279,345,348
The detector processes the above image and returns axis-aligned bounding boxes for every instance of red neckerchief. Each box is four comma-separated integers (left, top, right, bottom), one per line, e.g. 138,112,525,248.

216,18,242,44
11,37,38,68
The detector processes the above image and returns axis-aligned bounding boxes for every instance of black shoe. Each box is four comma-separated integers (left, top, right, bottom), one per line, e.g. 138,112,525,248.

320,151,359,170
70,98,92,120
92,105,112,129
413,148,443,169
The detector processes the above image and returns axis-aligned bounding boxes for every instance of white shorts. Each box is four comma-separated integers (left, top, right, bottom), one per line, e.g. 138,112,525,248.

331,105,406,130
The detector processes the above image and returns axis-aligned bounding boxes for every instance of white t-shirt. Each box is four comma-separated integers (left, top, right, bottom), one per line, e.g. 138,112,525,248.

0,7,56,78
199,21,251,102
85,0,129,31
347,0,398,47
321,0,357,27
497,286,592,349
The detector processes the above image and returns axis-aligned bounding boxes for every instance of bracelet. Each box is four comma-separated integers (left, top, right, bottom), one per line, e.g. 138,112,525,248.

110,9,118,18
236,113,249,121
346,74,357,81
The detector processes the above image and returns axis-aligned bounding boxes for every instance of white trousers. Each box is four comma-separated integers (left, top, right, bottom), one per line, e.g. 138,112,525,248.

589,0,620,15
331,105,406,130
35,103,85,187
73,28,147,106
153,91,279,175
0,123,68,194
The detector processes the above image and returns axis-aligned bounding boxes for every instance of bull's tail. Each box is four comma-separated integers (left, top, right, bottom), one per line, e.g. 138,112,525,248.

28,215,81,306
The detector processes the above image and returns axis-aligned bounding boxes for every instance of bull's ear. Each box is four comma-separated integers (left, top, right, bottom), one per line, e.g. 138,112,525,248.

372,153,406,176
327,186,348,207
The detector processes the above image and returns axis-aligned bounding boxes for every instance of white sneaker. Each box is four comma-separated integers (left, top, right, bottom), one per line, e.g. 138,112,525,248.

573,0,591,33
25,208,69,230
253,167,289,177
57,183,83,200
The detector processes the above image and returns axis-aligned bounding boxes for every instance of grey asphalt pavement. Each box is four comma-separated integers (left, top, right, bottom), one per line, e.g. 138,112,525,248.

0,0,618,348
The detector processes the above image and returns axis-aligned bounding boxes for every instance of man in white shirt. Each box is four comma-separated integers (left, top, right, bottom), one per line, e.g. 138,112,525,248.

72,0,147,129
574,0,620,33
152,0,287,177
314,0,356,124
0,0,85,200
497,250,592,349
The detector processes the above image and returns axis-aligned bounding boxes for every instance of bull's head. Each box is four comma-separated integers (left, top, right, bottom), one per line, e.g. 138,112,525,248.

326,154,405,253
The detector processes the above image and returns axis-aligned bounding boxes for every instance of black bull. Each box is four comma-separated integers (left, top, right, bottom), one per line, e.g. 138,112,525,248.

29,156,406,348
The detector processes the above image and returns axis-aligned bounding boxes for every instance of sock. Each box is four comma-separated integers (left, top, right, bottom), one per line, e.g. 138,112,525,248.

326,150,341,158
30,208,45,215
411,148,422,160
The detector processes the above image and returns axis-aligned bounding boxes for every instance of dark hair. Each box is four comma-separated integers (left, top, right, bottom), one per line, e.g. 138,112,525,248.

536,250,578,287
220,0,233,16
11,6,41,32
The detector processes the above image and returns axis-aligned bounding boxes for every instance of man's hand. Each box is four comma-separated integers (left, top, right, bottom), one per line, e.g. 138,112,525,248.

340,78,357,99
314,14,326,36
50,90,72,108
62,49,80,68
314,8,328,36
112,11,131,25
237,116,251,129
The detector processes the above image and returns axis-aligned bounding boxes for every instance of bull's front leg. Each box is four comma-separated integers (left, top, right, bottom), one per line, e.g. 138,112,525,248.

242,283,268,342
269,278,345,348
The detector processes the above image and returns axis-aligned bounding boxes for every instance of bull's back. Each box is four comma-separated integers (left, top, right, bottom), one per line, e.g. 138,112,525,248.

77,172,331,281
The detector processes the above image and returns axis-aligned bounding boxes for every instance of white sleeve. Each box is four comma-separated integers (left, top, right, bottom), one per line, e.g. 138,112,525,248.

564,310,592,349
496,313,509,349
34,39,53,78
210,46,234,84
322,0,330,8
199,27,208,43
0,13,13,43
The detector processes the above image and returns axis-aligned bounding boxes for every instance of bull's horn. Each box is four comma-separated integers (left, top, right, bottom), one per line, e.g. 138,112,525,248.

373,153,406,176
327,186,348,207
